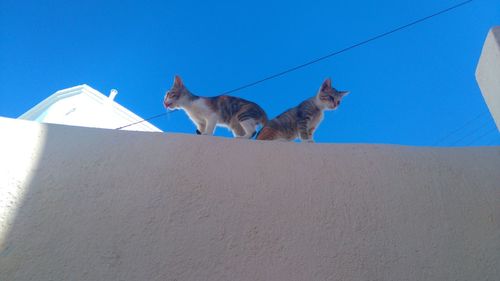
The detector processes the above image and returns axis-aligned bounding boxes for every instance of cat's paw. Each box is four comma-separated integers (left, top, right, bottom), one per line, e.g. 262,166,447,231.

196,129,201,135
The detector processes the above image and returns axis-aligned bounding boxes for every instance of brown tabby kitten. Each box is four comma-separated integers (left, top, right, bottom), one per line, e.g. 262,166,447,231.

257,78,349,142
164,76,268,138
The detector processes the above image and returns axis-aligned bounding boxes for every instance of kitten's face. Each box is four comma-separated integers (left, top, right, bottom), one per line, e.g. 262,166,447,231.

164,76,188,110
317,78,349,110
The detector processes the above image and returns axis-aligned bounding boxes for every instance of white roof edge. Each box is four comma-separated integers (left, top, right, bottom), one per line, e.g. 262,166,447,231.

18,84,162,132
83,87,162,131
18,84,89,119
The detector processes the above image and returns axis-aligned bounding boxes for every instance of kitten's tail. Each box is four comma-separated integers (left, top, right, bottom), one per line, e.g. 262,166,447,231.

255,126,276,140
255,128,263,139
254,112,268,139
259,113,268,127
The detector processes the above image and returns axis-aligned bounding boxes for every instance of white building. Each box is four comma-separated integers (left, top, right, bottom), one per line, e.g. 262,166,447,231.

476,26,500,132
18,84,162,132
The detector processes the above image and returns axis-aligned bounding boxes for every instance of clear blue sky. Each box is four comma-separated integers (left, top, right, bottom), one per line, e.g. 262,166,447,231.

1,0,499,146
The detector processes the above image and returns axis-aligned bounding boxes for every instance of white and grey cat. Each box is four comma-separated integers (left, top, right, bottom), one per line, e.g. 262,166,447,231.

164,76,268,138
257,78,349,142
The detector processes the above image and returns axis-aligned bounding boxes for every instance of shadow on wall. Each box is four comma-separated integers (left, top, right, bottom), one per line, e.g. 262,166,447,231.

0,118,499,281
0,119,177,280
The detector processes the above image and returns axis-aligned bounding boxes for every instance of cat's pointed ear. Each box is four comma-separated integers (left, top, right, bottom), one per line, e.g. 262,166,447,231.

174,75,184,88
321,78,332,91
339,90,350,98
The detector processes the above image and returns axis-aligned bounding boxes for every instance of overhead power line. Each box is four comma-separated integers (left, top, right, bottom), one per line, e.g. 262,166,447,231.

448,118,491,146
486,133,500,145
115,0,476,130
221,0,475,95
433,110,488,145
465,127,498,146
115,112,170,130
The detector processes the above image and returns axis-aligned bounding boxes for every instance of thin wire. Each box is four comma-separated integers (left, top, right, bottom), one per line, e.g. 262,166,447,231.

115,112,170,130
448,119,491,146
115,0,475,130
465,127,498,146
221,0,475,95
486,132,500,145
433,110,488,145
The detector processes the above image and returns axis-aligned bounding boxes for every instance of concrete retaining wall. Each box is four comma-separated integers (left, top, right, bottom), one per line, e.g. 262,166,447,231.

1,117,499,280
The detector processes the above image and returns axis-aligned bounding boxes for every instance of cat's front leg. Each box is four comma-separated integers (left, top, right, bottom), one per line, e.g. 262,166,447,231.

304,127,316,143
300,134,314,143
203,116,217,135
299,132,313,143
298,120,313,143
195,121,206,135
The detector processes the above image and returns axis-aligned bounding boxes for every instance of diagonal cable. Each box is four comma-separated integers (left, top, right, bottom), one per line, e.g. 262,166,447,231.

115,0,476,130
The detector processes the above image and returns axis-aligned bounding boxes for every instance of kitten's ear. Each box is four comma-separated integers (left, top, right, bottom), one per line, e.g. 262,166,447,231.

321,78,332,91
339,90,350,98
174,75,184,88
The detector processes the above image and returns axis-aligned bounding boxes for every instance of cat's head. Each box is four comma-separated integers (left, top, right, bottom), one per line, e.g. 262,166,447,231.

316,78,349,110
164,75,191,110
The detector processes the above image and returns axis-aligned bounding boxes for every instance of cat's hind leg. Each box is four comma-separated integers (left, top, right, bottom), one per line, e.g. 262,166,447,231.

239,119,257,139
229,121,246,138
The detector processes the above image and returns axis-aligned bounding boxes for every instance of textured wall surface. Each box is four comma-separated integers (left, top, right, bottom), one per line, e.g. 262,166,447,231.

476,26,500,131
1,117,499,281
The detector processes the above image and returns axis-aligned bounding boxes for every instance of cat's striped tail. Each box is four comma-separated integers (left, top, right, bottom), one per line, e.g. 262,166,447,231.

256,126,278,140
253,111,268,139
259,112,268,127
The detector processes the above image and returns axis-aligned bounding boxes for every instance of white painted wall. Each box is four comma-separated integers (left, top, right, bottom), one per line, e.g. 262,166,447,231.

476,26,500,132
0,117,499,281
